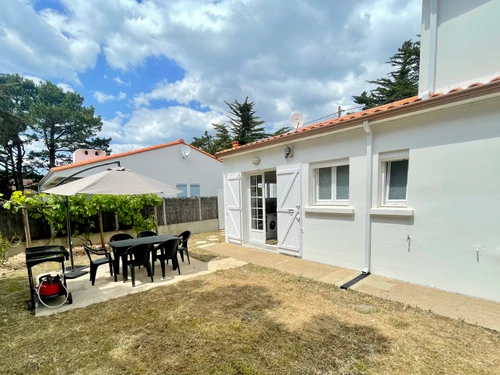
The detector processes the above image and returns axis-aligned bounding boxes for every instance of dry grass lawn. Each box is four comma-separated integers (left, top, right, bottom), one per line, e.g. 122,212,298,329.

1,232,499,374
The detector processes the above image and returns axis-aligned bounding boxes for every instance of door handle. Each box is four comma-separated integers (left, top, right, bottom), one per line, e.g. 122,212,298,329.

288,209,294,213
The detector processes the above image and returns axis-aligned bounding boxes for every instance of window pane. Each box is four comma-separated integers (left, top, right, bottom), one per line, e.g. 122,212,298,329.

388,160,409,200
190,183,200,197
336,165,349,200
251,219,263,230
318,167,332,200
176,183,187,197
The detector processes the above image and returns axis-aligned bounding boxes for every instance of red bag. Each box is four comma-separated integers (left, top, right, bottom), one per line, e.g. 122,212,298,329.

38,274,63,298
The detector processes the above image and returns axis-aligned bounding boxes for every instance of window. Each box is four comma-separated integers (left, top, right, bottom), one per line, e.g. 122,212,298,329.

250,175,264,230
381,152,409,206
190,183,201,197
314,164,349,205
176,183,187,197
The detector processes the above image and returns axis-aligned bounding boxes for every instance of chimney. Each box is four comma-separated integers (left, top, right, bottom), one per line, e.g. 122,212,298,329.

73,149,107,163
232,141,239,148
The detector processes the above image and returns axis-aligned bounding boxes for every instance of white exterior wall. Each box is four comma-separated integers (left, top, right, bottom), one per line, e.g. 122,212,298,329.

222,96,500,302
419,0,500,95
223,129,368,271
370,98,500,302
45,144,223,197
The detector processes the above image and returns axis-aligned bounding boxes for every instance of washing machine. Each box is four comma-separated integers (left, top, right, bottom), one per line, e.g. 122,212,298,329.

266,213,277,239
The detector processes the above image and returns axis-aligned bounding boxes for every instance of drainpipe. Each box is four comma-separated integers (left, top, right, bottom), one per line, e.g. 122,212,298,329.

363,120,372,274
422,0,438,99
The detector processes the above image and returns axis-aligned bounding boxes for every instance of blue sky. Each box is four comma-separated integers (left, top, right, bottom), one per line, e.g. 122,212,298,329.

1,0,420,155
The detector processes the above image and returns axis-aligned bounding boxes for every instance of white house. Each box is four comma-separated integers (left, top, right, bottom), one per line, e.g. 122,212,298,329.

217,0,500,302
39,139,223,197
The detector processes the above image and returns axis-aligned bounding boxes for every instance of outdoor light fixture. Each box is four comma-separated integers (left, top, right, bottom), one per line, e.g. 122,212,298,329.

252,156,261,165
284,146,293,159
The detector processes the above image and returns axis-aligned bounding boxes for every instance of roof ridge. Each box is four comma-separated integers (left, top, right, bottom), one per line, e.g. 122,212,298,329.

51,139,221,172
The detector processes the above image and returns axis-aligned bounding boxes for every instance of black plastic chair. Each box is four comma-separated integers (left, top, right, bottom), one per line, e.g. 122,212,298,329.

177,231,191,264
137,230,157,238
83,245,115,285
153,238,181,278
109,233,134,275
110,233,134,242
123,243,154,287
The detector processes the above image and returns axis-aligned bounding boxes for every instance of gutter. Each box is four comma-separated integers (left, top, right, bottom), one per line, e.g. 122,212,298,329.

362,121,372,274
421,0,438,99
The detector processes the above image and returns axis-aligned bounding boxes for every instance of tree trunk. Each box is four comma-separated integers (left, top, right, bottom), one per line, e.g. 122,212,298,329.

49,122,56,168
14,137,24,192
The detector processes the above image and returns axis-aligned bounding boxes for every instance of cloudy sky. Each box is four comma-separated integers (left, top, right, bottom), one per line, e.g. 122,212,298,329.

1,0,421,154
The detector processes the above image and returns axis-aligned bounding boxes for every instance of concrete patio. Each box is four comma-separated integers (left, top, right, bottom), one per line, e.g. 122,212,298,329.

35,255,246,317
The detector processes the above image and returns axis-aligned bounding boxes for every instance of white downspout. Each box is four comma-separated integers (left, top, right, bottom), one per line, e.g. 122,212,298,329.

422,0,438,99
363,120,372,274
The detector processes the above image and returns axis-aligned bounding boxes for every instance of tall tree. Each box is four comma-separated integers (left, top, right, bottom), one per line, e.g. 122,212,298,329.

192,123,234,155
28,82,111,170
225,97,266,146
191,131,215,155
353,39,420,109
0,74,37,195
212,123,233,151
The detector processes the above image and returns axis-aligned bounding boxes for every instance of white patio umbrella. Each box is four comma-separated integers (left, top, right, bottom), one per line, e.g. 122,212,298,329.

43,167,181,276
43,167,181,196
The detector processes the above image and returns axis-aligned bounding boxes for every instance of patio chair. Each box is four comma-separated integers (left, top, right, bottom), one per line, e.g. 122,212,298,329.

153,238,181,278
137,230,157,238
109,233,133,242
83,245,116,286
109,233,134,274
123,243,154,287
177,230,191,264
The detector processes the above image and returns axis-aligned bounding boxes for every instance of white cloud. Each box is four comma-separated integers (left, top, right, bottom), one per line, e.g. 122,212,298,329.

2,0,422,149
100,106,225,150
56,83,75,92
126,0,421,128
113,77,131,86
94,91,127,104
23,75,44,85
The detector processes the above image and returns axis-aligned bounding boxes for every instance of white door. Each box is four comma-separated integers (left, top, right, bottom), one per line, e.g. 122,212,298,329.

249,173,266,244
225,173,242,244
277,165,302,256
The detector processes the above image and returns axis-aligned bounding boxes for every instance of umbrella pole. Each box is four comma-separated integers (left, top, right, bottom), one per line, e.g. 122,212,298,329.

66,197,75,270
64,197,88,279
98,205,106,249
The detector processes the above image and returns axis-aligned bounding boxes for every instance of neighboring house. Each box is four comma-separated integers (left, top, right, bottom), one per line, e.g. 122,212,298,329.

39,139,223,197
216,0,500,303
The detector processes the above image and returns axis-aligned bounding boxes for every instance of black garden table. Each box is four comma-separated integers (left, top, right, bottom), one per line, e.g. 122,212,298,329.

109,235,178,281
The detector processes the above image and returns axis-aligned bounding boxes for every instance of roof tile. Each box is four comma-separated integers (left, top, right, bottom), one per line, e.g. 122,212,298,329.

215,76,500,157
52,139,221,172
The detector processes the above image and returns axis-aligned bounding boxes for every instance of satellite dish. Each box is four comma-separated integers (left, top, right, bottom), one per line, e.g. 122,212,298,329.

181,145,191,159
290,112,304,130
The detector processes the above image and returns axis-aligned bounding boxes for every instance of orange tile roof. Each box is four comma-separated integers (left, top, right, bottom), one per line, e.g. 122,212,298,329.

216,77,500,157
51,139,222,172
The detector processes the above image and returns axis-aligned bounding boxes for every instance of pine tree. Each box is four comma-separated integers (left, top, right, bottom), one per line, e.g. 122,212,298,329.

225,97,266,145
191,123,233,155
28,81,111,169
353,39,420,109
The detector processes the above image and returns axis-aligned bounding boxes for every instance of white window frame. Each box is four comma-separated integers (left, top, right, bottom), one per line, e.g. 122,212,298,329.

311,159,350,206
380,150,409,207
